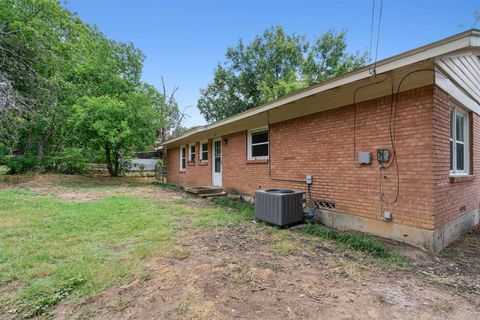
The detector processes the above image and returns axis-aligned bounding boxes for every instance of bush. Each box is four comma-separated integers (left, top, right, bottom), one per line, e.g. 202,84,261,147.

0,144,9,156
47,148,88,174
120,159,133,174
4,155,40,174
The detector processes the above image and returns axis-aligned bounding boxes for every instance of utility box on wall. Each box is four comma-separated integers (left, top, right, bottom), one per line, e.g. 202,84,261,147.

357,152,371,165
377,148,390,163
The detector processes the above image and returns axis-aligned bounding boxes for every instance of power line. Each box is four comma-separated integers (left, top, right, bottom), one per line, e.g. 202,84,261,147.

372,0,384,76
368,0,376,70
368,0,384,76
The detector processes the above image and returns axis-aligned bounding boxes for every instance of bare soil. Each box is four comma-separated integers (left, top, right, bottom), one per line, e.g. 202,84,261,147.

2,174,479,319
55,226,480,320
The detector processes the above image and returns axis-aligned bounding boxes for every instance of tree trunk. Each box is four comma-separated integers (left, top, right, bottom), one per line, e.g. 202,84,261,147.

113,149,120,177
104,144,116,177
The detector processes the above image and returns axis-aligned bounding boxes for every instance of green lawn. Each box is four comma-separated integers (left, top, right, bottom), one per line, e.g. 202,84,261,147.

0,188,253,318
0,177,409,318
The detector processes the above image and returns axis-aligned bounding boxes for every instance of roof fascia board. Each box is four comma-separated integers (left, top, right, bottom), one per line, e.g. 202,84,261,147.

164,30,478,146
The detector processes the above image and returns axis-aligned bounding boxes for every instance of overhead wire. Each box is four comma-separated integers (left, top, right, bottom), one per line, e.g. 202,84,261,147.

368,0,376,74
372,0,384,75
352,73,391,168
380,68,446,205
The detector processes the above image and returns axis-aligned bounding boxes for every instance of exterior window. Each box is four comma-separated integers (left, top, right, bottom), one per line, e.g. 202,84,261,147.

450,105,469,175
200,141,208,161
189,143,196,162
248,127,269,160
180,146,186,171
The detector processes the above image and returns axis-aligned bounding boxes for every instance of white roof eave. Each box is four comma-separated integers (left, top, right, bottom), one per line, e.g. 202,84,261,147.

164,29,480,147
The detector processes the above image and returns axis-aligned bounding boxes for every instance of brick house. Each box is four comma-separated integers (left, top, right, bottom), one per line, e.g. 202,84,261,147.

163,30,480,252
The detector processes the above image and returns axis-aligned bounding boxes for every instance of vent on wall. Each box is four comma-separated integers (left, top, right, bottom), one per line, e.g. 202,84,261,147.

314,199,336,210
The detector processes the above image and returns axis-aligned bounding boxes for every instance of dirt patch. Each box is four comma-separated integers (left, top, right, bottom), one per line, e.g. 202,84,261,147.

56,225,480,320
2,174,478,319
55,192,107,202
0,174,183,202
406,227,480,300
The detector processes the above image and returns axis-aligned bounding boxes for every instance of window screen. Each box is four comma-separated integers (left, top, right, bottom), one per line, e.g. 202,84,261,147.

450,108,469,174
180,146,186,170
200,142,208,161
189,144,195,161
248,128,269,159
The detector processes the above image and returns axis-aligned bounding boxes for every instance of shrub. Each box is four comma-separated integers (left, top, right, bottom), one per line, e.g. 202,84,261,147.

119,159,133,175
4,155,40,174
0,143,9,156
48,148,88,174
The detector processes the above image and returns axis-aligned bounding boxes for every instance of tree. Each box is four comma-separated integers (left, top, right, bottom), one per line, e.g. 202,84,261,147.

0,0,88,156
139,79,190,144
72,95,159,177
198,26,366,122
0,0,147,157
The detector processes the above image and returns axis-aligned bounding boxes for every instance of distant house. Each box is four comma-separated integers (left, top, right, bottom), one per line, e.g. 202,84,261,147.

163,30,480,252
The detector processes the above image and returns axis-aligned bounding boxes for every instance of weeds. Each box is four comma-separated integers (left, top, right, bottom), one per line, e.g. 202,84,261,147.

303,224,389,257
169,247,192,260
440,302,454,313
440,249,459,260
154,182,183,191
23,277,86,318
195,196,255,227
273,241,297,255
303,224,410,268
210,196,254,217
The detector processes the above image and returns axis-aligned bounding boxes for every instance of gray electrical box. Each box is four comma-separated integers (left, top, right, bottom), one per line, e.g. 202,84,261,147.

306,175,313,185
357,152,371,165
377,148,390,163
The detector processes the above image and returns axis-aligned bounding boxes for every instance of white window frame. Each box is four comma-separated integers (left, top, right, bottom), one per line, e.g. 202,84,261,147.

247,126,269,160
179,145,186,171
188,143,196,162
200,141,208,162
450,103,469,176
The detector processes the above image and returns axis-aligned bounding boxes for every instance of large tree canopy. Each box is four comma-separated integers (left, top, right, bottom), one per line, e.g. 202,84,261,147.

0,0,148,155
198,26,366,122
73,95,159,176
0,0,185,175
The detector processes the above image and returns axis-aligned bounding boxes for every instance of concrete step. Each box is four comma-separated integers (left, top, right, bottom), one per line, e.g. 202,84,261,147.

185,186,223,195
199,191,228,198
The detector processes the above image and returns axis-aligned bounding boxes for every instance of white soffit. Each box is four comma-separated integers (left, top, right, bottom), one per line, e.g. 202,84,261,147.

435,52,480,114
165,29,480,146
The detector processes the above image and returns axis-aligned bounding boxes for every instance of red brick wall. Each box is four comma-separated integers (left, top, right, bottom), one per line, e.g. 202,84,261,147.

166,141,212,186
168,86,439,229
432,87,480,228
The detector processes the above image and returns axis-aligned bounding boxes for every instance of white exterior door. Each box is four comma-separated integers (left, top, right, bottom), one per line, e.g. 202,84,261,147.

212,138,222,187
